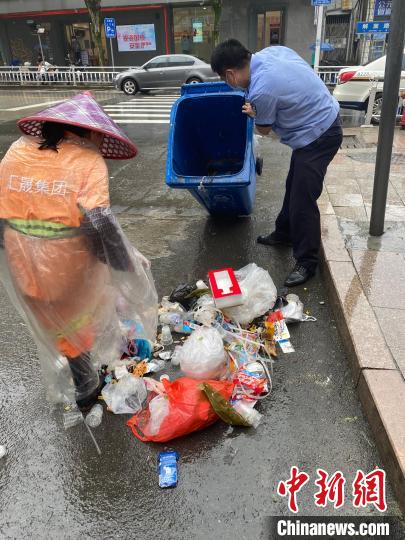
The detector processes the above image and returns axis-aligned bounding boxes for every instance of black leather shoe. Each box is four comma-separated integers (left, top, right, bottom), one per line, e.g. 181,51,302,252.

257,232,292,247
284,264,315,287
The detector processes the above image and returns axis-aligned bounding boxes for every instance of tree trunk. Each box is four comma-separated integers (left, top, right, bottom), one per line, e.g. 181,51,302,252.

84,0,106,67
212,0,222,48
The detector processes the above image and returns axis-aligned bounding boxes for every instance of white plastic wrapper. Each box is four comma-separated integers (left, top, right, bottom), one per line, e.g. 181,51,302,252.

102,374,147,414
223,263,277,325
0,135,158,405
179,326,229,380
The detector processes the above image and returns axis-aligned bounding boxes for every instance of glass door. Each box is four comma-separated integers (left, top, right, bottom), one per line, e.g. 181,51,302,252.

256,10,283,51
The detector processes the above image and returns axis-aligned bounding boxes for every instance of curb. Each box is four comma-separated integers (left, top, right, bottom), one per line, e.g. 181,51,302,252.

320,200,405,516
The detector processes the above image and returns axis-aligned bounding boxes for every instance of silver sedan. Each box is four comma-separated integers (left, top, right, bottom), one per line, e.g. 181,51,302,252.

114,54,219,95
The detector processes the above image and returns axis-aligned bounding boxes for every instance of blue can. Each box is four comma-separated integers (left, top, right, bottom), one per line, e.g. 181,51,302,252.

158,451,179,488
166,82,260,216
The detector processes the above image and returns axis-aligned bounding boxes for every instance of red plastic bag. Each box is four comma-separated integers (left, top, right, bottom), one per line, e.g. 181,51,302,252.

127,377,234,443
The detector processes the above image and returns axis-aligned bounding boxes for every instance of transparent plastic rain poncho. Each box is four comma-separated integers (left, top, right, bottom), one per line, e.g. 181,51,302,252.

0,135,158,404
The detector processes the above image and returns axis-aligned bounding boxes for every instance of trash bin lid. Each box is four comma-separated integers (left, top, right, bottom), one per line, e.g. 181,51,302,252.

181,81,245,97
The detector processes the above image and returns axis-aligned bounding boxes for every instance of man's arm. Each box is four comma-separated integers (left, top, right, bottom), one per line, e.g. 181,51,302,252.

242,99,273,136
256,125,272,136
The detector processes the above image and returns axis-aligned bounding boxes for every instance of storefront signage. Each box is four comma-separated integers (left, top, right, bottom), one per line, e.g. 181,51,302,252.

116,24,156,52
374,0,392,18
356,21,390,33
311,0,332,6
192,21,203,43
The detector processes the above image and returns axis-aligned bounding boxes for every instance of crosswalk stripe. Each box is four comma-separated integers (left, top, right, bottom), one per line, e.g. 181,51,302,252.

114,119,170,124
104,105,172,109
105,109,171,114
108,113,169,117
117,100,176,104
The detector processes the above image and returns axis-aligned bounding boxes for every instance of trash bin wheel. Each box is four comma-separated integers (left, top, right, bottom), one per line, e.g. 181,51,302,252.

256,157,263,176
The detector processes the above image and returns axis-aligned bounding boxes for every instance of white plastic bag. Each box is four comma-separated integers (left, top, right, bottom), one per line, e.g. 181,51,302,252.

102,374,147,414
223,263,277,325
179,326,228,380
148,395,170,436
281,294,317,323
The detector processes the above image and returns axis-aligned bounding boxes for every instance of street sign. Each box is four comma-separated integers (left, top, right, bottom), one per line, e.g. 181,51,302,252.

356,21,390,33
104,17,116,39
311,0,332,5
374,0,392,18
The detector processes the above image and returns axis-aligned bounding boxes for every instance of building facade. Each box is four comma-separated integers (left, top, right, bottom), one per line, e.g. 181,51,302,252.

0,0,317,67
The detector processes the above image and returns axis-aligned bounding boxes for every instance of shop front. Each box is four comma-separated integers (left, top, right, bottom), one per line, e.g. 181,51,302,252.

0,4,170,67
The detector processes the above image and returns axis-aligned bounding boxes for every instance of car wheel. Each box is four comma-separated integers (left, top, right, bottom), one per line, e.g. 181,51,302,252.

186,77,202,84
122,78,138,95
371,94,383,125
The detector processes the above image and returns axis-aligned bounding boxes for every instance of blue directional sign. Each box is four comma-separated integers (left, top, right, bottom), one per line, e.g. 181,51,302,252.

356,21,390,34
311,0,332,5
104,17,116,39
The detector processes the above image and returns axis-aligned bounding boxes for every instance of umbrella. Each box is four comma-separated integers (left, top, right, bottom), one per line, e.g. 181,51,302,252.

309,42,335,51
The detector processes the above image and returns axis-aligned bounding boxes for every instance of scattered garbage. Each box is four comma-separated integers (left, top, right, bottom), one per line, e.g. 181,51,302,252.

63,409,84,430
127,377,234,442
56,261,317,463
223,264,277,324
85,403,104,428
178,326,229,380
208,268,244,309
160,325,173,346
0,445,7,459
158,451,179,488
102,374,147,414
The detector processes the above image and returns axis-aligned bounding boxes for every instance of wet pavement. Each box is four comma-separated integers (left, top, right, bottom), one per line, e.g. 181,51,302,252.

0,90,403,539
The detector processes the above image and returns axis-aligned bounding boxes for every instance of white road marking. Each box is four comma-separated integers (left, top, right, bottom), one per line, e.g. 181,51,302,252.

114,119,170,124
0,99,63,111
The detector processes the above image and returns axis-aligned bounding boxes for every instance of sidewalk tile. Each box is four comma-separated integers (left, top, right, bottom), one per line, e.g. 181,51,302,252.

326,184,361,195
351,250,405,309
365,204,405,221
334,206,368,221
321,214,351,262
374,307,405,378
329,194,364,207
325,260,397,374
358,369,405,512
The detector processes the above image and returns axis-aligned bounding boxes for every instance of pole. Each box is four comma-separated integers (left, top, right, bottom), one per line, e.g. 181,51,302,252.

37,33,45,61
369,0,405,236
110,37,115,71
314,5,324,74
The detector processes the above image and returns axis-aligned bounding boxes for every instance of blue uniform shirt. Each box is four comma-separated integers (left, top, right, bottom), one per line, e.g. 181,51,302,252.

247,46,340,150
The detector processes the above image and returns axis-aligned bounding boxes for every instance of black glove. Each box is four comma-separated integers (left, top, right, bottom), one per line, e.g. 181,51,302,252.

80,207,133,272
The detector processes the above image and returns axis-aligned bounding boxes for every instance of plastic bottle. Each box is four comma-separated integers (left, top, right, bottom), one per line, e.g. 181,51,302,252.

233,401,263,429
159,312,184,326
159,312,194,334
85,403,103,428
0,445,7,459
160,325,173,346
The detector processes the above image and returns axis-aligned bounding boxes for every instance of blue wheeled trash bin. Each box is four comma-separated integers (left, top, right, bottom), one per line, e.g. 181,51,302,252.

166,82,261,216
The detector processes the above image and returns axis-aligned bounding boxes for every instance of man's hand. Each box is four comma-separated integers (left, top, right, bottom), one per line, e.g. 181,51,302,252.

242,102,256,118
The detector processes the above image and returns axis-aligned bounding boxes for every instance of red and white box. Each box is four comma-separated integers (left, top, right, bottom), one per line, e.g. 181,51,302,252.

207,268,244,309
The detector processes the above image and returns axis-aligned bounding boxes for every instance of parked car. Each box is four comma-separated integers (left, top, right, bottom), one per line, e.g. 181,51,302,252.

333,52,405,118
114,54,219,95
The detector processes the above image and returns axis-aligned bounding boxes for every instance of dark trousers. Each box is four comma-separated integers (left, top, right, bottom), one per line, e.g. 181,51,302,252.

275,116,343,271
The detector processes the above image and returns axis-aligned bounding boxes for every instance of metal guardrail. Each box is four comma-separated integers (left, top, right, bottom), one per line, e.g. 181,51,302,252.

317,66,348,87
0,66,133,86
0,64,349,88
